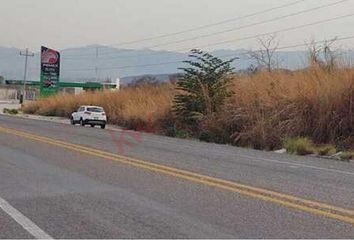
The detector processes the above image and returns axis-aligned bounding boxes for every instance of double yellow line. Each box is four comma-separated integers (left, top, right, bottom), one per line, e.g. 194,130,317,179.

0,125,353,225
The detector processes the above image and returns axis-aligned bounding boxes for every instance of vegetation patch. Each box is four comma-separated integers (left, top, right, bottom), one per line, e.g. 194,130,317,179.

316,144,337,156
283,137,315,156
339,152,354,162
3,108,19,115
23,50,354,155
23,84,174,132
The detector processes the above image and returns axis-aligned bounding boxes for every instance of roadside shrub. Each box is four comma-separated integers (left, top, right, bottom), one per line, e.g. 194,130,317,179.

174,129,192,139
284,137,315,155
173,49,235,125
198,130,215,143
339,152,354,161
3,108,19,115
316,144,337,156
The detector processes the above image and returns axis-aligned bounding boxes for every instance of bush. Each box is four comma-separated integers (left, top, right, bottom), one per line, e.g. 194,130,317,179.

339,152,354,162
3,108,19,115
316,144,337,156
284,137,315,155
175,129,192,139
199,130,215,143
173,49,235,124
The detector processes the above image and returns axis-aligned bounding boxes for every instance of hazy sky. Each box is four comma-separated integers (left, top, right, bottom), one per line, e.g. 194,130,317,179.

1,0,354,52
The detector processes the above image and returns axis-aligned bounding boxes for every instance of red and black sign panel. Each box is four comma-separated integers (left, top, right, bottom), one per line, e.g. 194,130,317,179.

40,46,60,96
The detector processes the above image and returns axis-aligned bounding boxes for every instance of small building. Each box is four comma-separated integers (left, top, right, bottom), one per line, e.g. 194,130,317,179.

2,79,118,100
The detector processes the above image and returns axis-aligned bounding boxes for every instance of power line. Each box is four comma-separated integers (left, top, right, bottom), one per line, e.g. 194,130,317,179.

63,0,306,57
216,36,354,59
145,0,350,49
104,0,307,46
65,11,354,62
198,12,354,49
61,35,354,72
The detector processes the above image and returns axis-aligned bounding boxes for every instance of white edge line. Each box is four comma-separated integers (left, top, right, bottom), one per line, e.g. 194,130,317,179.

239,154,354,176
0,197,53,239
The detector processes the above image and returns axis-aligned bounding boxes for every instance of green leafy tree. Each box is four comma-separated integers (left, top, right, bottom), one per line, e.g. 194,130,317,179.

173,49,236,123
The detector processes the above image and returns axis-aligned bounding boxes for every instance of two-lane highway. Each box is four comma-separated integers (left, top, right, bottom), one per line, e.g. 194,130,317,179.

0,114,353,238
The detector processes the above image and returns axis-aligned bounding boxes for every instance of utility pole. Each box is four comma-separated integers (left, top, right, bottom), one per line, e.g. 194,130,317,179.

19,48,34,104
95,46,99,82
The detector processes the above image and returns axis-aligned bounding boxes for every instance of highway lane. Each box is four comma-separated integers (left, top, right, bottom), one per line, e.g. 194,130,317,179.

0,114,353,238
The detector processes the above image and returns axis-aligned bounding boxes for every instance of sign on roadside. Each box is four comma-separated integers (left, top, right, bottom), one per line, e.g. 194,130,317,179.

40,46,60,97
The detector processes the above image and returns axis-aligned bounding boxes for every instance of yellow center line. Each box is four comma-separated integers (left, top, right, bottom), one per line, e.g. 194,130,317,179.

0,125,353,225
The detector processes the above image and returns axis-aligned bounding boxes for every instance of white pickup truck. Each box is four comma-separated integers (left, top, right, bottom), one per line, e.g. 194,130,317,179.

71,105,107,129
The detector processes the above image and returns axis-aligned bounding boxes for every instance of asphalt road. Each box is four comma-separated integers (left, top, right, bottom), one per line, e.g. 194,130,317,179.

0,114,353,239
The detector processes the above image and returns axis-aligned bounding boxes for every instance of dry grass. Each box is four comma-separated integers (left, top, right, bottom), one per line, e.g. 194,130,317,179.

219,67,354,150
23,84,175,132
24,67,354,150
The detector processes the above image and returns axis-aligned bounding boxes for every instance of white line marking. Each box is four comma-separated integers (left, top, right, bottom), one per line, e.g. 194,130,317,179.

238,154,354,176
0,197,53,239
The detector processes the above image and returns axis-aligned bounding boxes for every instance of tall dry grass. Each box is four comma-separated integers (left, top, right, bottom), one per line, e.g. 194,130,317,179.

23,84,175,131
216,67,354,149
23,67,354,149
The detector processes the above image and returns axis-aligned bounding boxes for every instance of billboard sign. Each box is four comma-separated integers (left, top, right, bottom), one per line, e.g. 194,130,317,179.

40,46,60,97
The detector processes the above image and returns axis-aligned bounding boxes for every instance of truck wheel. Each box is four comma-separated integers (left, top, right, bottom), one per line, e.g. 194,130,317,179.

101,124,106,129
80,119,85,126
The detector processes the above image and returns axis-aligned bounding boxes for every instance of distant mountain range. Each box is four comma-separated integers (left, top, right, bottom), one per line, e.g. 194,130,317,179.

0,45,352,84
